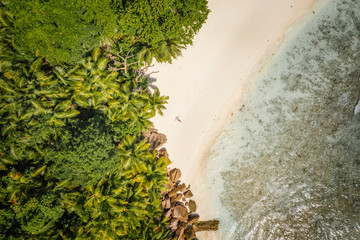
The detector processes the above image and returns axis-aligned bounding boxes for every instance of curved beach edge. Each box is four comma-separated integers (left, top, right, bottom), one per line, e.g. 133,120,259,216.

150,0,328,238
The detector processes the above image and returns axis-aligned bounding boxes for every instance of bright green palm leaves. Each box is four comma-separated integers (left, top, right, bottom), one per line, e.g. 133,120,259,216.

0,56,79,171
66,48,120,110
102,135,171,239
0,8,20,72
117,135,169,206
1,57,73,127
118,135,152,172
136,39,184,65
57,47,166,133
147,89,169,116
0,47,169,170
0,39,171,238
137,44,161,65
79,177,151,238
55,136,170,239
0,60,63,170
117,135,169,194
59,167,170,239
79,178,131,239
157,39,184,64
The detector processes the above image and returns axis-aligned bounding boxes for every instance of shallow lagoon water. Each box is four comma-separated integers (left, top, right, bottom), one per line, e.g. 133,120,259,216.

206,0,360,239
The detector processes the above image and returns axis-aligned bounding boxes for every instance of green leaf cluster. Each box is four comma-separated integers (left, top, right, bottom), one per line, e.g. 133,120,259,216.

0,207,15,239
0,46,172,239
0,47,168,171
3,0,117,65
0,0,209,238
46,115,121,186
2,0,210,65
14,193,62,234
110,0,210,64
58,137,171,239
114,0,209,46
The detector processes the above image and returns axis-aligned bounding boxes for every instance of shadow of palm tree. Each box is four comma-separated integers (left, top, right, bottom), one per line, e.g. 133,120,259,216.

145,75,159,91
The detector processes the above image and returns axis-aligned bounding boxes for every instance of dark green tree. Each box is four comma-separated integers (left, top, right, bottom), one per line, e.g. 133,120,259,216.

3,0,117,65
3,0,210,65
113,0,210,47
45,115,122,186
0,0,209,238
0,46,172,239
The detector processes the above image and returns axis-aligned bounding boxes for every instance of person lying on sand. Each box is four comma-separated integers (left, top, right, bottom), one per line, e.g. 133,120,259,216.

175,116,182,123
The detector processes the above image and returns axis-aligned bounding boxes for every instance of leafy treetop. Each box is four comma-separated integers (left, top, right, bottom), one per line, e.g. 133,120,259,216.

2,0,210,65
0,47,171,239
46,115,121,186
0,0,209,238
114,0,210,46
3,0,117,65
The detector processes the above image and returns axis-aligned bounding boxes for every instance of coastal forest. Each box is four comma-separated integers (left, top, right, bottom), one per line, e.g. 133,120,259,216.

0,0,209,239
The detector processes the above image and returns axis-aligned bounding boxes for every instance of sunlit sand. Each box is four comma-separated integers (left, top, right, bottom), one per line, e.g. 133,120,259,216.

151,0,326,238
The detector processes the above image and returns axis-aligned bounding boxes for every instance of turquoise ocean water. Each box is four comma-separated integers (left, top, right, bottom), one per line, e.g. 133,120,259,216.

206,0,360,239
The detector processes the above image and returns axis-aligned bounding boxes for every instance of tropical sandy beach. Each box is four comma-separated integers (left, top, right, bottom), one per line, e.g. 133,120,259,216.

151,0,326,237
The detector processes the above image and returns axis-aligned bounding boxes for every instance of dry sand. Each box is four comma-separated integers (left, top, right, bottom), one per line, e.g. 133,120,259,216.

150,0,325,238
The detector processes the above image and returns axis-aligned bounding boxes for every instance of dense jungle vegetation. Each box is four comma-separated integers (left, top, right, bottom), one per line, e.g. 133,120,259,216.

0,0,209,239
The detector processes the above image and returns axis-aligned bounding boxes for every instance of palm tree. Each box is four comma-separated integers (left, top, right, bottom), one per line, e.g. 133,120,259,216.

0,30,175,238
135,38,184,65
117,135,151,172
146,89,169,117
67,51,120,110
156,39,184,63
136,43,158,65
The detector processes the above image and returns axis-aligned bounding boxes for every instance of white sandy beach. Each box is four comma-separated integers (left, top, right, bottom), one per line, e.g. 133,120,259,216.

151,0,325,238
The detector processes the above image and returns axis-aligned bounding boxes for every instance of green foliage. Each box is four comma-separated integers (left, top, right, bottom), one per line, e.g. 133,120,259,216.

0,47,172,239
14,194,63,234
113,0,209,47
46,115,121,186
110,0,210,64
59,145,171,239
0,0,209,237
0,7,22,72
2,0,210,65
0,57,76,169
0,135,171,238
0,48,168,171
0,208,15,239
3,0,117,65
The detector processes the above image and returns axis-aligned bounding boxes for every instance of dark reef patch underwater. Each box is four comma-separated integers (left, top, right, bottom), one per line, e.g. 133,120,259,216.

207,0,360,239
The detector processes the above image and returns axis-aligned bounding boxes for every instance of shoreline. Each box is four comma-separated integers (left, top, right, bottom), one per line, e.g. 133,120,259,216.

150,0,327,236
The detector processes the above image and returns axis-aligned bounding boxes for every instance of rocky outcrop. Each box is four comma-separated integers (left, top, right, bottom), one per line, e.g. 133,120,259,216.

160,167,200,240
157,147,169,160
143,128,167,152
192,220,220,232
159,167,219,239
146,129,220,239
